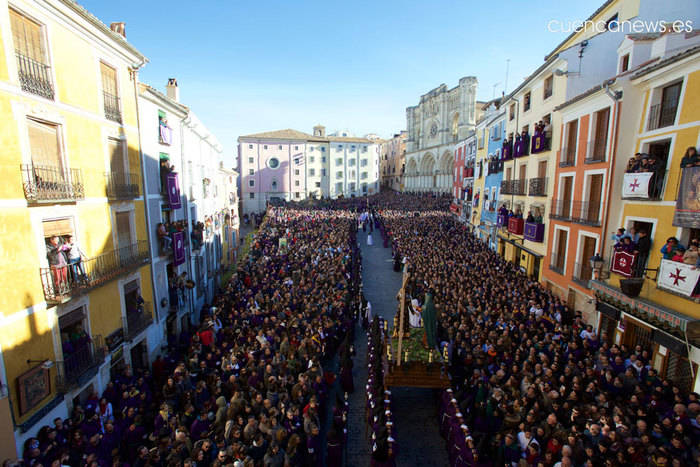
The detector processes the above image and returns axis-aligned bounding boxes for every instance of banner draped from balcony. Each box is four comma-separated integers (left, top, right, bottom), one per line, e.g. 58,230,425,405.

673,166,700,228
531,132,545,153
658,259,700,297
622,172,653,198
167,172,181,209
173,231,185,266
611,250,636,277
159,124,173,145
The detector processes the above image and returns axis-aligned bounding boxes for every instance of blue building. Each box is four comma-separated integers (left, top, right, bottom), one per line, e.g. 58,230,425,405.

478,102,505,249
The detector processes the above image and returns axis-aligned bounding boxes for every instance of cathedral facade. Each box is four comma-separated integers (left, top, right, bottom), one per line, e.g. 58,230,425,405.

404,77,479,193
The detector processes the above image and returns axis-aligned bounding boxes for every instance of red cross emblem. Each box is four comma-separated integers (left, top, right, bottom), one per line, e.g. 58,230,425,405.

629,178,640,192
619,257,627,267
669,268,686,286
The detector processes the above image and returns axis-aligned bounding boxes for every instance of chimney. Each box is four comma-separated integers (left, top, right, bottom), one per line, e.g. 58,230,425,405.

110,22,126,38
313,124,326,137
166,78,179,102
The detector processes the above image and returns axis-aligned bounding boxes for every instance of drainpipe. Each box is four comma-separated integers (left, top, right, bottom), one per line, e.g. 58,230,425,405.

600,81,622,260
180,114,196,320
132,59,160,331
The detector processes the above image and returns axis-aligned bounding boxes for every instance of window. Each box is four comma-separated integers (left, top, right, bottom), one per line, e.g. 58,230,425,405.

249,180,254,187
309,156,315,163
28,118,62,169
267,157,280,169
315,182,321,188
336,171,343,179
336,158,343,165
351,145,355,151
349,183,356,191
523,92,531,112
271,179,278,190
348,159,355,166
361,172,368,180
295,192,300,198
248,157,254,163
249,192,254,199
248,144,253,149
620,54,630,73
321,169,326,176
335,183,343,192
278,145,282,150
361,159,368,167
294,169,300,175
9,9,54,100
589,107,610,162
263,145,268,150
100,62,121,122
509,104,515,121
294,145,299,150
337,145,342,151
321,147,326,152
309,146,314,152
295,180,300,186
309,169,316,176
249,169,254,175
648,81,682,130
543,75,553,99
605,14,618,30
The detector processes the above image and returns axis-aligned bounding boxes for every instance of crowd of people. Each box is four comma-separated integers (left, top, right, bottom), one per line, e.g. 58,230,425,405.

22,206,363,467
369,192,700,467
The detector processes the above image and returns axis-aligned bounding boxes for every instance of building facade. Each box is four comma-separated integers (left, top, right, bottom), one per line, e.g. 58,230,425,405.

380,131,407,191
451,132,476,222
238,126,381,214
0,1,151,455
404,77,480,193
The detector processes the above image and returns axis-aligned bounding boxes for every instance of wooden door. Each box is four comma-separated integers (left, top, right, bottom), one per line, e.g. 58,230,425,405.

567,288,576,309
538,160,547,179
594,108,610,159
561,177,573,218
556,230,567,270
581,236,597,279
115,212,132,250
587,174,603,223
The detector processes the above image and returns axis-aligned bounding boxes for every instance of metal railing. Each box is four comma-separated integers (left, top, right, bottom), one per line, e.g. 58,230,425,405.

549,254,565,275
512,179,527,195
549,199,573,221
572,201,601,226
55,336,105,392
125,303,154,340
501,180,513,194
560,146,576,167
585,139,606,163
21,164,85,203
40,241,150,303
528,177,547,196
572,262,593,288
15,52,54,100
103,91,122,123
105,171,139,199
647,103,677,131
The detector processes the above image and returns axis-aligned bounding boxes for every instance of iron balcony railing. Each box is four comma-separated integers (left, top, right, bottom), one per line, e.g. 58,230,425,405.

125,302,154,340
585,139,606,163
55,336,105,392
549,254,565,275
501,179,513,194
572,262,594,288
40,241,150,303
528,177,547,196
105,171,139,200
647,103,677,131
559,146,576,167
15,52,54,100
512,179,527,195
103,91,122,123
571,201,601,226
21,164,85,203
549,199,573,221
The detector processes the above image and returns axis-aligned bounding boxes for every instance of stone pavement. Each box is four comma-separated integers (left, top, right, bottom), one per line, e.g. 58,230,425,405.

345,228,449,466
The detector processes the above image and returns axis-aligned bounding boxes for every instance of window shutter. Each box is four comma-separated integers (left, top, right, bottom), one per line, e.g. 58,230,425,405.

108,138,125,173
10,9,45,62
28,119,62,169
100,62,118,96
42,218,73,238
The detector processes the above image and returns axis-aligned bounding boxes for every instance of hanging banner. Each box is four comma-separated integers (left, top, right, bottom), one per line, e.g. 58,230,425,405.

658,259,700,297
167,172,181,209
673,166,700,228
622,172,653,198
611,250,636,277
173,231,185,266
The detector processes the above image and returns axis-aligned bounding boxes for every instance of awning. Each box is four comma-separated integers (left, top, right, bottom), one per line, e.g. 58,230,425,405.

597,301,621,320
497,234,544,258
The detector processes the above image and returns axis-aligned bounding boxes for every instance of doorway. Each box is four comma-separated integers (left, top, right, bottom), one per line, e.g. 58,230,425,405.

130,339,148,371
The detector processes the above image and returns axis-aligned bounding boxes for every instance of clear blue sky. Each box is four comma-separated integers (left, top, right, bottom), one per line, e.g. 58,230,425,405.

81,0,602,165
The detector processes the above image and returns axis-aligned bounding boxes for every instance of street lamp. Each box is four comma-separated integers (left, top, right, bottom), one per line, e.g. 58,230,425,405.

590,253,607,280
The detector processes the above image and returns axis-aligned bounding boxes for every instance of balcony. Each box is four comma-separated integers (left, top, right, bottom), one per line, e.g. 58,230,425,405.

15,52,54,100
21,164,85,203
512,179,527,195
528,177,547,196
585,141,606,163
497,213,507,227
55,336,106,393
657,259,700,299
524,222,545,242
508,217,524,235
549,199,573,221
501,180,513,194
647,103,677,131
105,172,139,200
621,172,661,200
571,201,601,226
40,241,150,304
559,146,576,167
103,91,122,123
125,303,154,340
572,262,594,288
549,254,565,275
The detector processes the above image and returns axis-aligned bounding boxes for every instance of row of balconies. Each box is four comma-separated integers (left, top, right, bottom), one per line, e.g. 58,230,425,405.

549,199,601,226
500,177,548,196
21,164,140,203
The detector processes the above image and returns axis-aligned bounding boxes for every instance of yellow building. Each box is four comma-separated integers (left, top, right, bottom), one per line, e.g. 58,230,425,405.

592,34,700,392
470,100,502,241
0,0,152,455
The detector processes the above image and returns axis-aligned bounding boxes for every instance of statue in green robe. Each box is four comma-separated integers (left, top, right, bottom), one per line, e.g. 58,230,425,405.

423,291,438,349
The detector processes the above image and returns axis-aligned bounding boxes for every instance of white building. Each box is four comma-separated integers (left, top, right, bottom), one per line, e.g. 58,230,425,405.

139,79,226,343
404,77,480,193
238,125,381,214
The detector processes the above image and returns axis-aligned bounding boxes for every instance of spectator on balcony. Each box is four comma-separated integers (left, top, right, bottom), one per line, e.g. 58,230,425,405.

685,240,700,266
661,237,684,260
160,159,174,194
64,235,87,283
611,228,630,243
526,211,535,223
614,236,636,254
626,153,643,173
680,146,699,168
542,117,552,150
520,129,530,155
632,230,651,277
157,223,172,252
46,235,69,292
